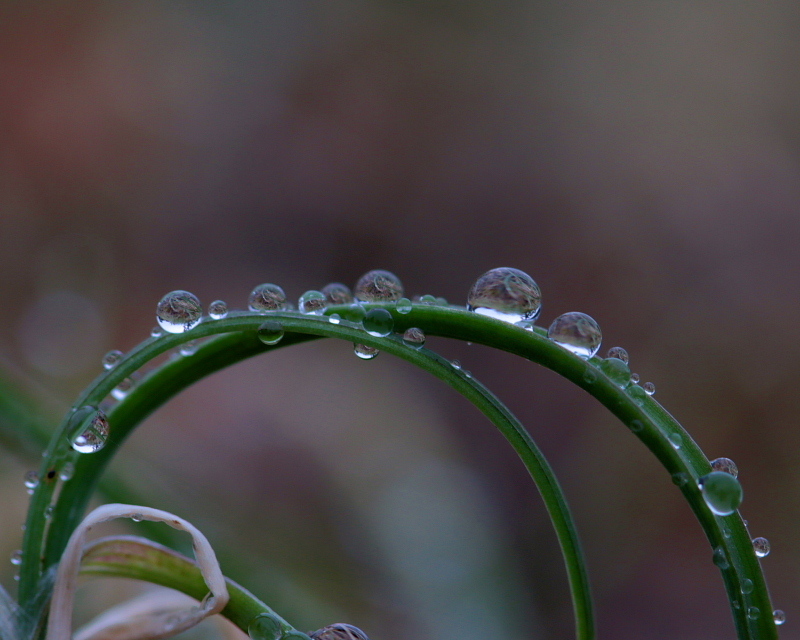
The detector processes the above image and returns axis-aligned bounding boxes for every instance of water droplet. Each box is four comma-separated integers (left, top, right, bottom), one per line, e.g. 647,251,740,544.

626,383,648,406
44,505,54,519
419,294,437,305
131,513,143,522
156,290,202,333
773,610,786,625
672,472,689,487
343,304,366,323
515,320,535,331
24,470,39,491
547,312,602,359
299,291,327,314
69,407,110,454
257,321,285,345
396,298,412,314
247,613,283,640
354,344,379,360
599,357,631,388
752,537,770,558
630,419,644,433
10,550,22,566
328,313,341,324
436,297,448,306
249,284,287,312
630,373,640,384
111,377,135,400
748,606,761,621
699,471,743,516
354,270,404,302
208,300,228,319
179,341,198,357
102,350,123,370
710,457,738,478
606,346,629,364
712,546,730,570
59,461,74,482
583,365,599,384
733,599,742,610
451,359,461,370
322,282,354,306
402,327,426,349
669,432,683,449
150,327,163,338
310,623,370,640
643,381,656,395
467,267,542,323
741,578,754,594
362,308,394,337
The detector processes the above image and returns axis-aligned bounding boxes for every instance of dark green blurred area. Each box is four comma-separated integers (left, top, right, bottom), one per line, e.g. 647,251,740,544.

0,2,798,639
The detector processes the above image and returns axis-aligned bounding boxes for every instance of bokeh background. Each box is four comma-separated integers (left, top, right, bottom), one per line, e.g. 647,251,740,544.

0,2,798,639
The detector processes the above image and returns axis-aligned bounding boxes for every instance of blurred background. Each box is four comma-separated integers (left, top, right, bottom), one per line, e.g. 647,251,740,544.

0,2,798,639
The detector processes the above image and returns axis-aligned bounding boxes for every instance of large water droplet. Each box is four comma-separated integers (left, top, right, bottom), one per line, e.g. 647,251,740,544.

322,282,354,306
547,312,602,359
606,346,629,364
402,327,426,349
362,308,394,337
467,267,542,323
354,344,379,360
10,550,22,566
710,457,738,478
299,291,327,314
257,321,285,345
310,623,370,640
249,284,287,312
395,298,412,314
773,610,786,625
208,300,228,319
741,578,754,594
599,357,631,388
248,613,283,640
69,407,110,454
354,270,403,302
752,537,770,558
699,471,743,516
102,350,123,370
156,290,202,333
712,546,730,570
343,304,366,323
59,461,75,482
111,377,135,400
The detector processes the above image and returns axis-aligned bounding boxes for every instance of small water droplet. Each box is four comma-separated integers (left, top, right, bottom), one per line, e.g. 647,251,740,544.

514,320,535,331
343,304,366,322
396,298,412,314
156,290,202,333
10,550,22,566
24,470,39,491
583,365,599,384
59,461,74,482
669,432,683,449
630,419,644,433
419,294,437,305
150,327,163,338
748,606,761,621
354,344,379,360
179,340,198,357
712,546,730,570
630,373,640,384
599,357,631,388
102,350,123,370
208,300,228,319
741,578,754,594
467,267,542,323
451,359,461,370
69,407,110,454
44,505,54,519
547,312,602,359
606,346,629,364
752,537,770,558
671,472,689,487
402,327,426,349
328,313,341,324
249,284,287,312
699,471,743,516
111,377,135,400
627,384,648,406
299,291,327,314
131,513,143,522
257,321,285,345
436,296,448,306
322,282,354,305
354,270,404,302
710,457,738,478
643,381,656,395
733,599,742,610
362,308,394,337
247,613,283,640
773,610,786,625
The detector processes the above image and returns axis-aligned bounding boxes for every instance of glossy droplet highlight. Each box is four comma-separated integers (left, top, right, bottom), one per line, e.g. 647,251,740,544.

328,313,341,324
362,308,394,337
627,384,648,406
354,270,403,302
630,373,640,384
257,321,284,345
699,471,743,516
208,300,228,319
310,623,370,640
402,327,425,349
156,290,202,333
69,407,110,454
600,357,631,388
606,346,629,364
299,291,327,314
24,471,39,491
752,537,770,558
643,381,656,395
547,312,602,359
773,610,786,625
710,457,738,478
322,282,353,306
249,284,287,312
248,613,283,640
712,546,730,570
467,267,542,323
741,578,754,594
354,344,379,360
180,340,198,357
668,432,683,449
418,294,437,305
59,461,75,482
150,327,163,338
102,350,123,370
395,298,412,314
10,550,22,566
111,377,135,400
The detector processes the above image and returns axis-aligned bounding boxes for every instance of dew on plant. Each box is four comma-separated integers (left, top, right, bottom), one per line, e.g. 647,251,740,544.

699,471,743,515
310,623,370,640
257,321,285,345
156,290,203,333
436,296,448,305
208,300,228,319
773,609,786,625
249,284,287,312
547,312,602,359
630,419,644,433
395,297,412,314
362,308,394,337
668,432,683,449
180,340,198,357
247,613,283,640
150,326,163,338
111,377,135,400
24,470,39,491
599,357,631,388
299,290,327,314
515,319,535,331
583,365,599,384
322,282,354,305
354,269,403,302
44,505,54,519
630,372,640,384
626,384,648,406
710,457,738,478
712,546,730,570
10,550,21,566
741,578,754,594
672,472,688,487
606,346,629,364
748,606,761,621
402,327,425,349
354,344,379,360
419,294,437,305
130,513,143,522
451,359,461,370
343,304,366,322
69,407,110,454
59,461,74,482
643,381,656,395
467,267,542,323
328,313,341,324
101,349,123,370
752,536,770,558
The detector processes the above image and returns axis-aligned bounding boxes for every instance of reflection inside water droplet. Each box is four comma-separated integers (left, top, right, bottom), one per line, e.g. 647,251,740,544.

752,537,770,558
299,291,327,314
547,312,602,359
396,298,412,314
69,407,110,454
402,327,425,349
257,321,284,345
208,300,228,319
102,350,123,370
467,267,542,324
699,471,743,516
322,282,354,305
354,270,403,302
249,284,287,312
354,344,379,360
156,290,202,333
362,308,394,337
606,346,629,364
710,457,738,478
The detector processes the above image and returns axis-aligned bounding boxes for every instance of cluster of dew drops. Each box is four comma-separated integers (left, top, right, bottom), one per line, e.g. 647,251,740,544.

16,268,786,626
